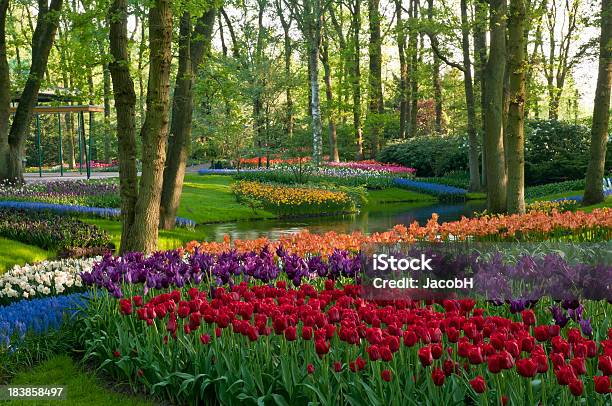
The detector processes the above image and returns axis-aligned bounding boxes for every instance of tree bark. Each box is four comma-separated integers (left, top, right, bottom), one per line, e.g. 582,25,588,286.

321,31,339,162
0,0,9,180
483,0,508,213
130,0,173,252
351,0,363,158
4,0,64,184
395,0,408,139
473,0,488,186
309,20,323,165
103,62,112,163
108,0,138,253
278,2,294,140
427,0,443,134
583,0,612,205
408,0,419,138
506,0,527,214
460,0,481,192
159,8,216,230
367,0,384,157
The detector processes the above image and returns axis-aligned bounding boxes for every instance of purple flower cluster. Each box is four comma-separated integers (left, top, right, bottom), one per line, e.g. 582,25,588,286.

81,246,362,297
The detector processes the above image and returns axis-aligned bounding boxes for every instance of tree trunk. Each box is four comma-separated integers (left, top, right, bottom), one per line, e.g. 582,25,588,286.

351,0,363,159
4,0,63,184
278,5,294,140
460,0,481,192
483,0,507,213
473,0,488,186
427,0,442,134
0,0,9,181
309,27,323,165
408,0,419,138
108,0,138,253
506,0,527,214
395,0,408,139
103,62,112,164
130,0,173,253
159,8,216,230
321,33,339,162
583,0,612,205
367,0,384,157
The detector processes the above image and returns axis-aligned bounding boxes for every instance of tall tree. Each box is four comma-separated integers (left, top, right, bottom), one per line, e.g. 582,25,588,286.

483,0,508,213
367,0,384,156
583,0,612,205
109,0,173,253
506,0,527,214
349,0,363,158
321,25,339,162
1,0,64,184
394,0,408,139
0,0,9,181
407,0,419,137
160,7,217,230
426,0,442,133
473,0,488,186
276,0,294,139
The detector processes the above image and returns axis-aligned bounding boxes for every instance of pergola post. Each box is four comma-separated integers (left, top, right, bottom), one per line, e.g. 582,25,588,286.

35,114,42,177
57,113,63,177
85,111,91,179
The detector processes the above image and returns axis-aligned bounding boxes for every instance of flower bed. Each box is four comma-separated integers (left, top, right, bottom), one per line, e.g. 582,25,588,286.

0,258,98,304
0,292,90,348
0,209,113,254
324,160,416,175
231,180,357,216
79,281,612,405
393,178,467,201
0,180,120,208
0,201,196,228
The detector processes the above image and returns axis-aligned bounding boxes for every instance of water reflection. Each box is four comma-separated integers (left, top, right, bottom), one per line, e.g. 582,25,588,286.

193,201,486,242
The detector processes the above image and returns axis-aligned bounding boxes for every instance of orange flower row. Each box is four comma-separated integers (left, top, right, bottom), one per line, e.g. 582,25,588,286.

185,209,612,257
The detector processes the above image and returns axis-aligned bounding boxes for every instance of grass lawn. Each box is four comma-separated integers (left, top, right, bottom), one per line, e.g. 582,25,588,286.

5,355,153,406
84,219,203,251
177,175,276,223
0,238,50,274
366,187,436,206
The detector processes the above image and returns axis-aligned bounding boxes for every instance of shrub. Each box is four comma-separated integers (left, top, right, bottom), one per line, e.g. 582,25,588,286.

0,209,113,254
377,135,469,177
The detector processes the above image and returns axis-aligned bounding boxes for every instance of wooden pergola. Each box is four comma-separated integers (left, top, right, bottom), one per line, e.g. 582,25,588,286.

9,103,105,179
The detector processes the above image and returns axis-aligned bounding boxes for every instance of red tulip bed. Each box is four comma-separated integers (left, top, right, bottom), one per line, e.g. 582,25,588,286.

79,275,612,405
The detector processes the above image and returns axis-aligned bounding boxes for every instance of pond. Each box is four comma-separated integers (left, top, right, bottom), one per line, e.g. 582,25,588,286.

196,201,487,242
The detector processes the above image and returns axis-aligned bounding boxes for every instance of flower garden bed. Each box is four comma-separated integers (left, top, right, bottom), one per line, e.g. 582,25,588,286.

0,209,609,404
0,209,113,256
0,180,121,208
231,180,358,217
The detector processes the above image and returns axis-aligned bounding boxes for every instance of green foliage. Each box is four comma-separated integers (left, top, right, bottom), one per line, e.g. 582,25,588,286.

524,179,586,199
377,135,469,177
525,119,612,185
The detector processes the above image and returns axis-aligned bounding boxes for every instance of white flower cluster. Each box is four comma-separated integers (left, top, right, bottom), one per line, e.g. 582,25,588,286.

0,257,101,301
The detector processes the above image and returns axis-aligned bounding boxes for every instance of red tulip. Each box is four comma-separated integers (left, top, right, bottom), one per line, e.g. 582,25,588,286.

521,309,536,325
468,347,484,365
470,375,487,393
307,364,315,374
215,327,222,337
334,361,342,372
431,344,443,360
284,326,297,341
594,375,611,394
418,346,433,367
533,354,549,373
302,326,313,340
534,326,549,342
356,356,366,371
200,333,211,344
315,339,330,357
569,378,583,396
119,298,132,315
555,365,576,386
132,296,143,307
516,358,537,378
447,327,460,343
381,369,392,382
431,367,445,386
380,346,393,362
570,357,586,375
403,330,417,347
599,355,612,376
487,354,502,374
113,350,120,358
367,345,381,361
442,359,455,377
